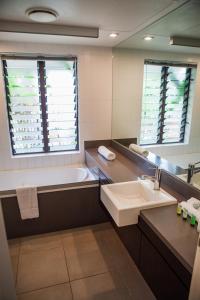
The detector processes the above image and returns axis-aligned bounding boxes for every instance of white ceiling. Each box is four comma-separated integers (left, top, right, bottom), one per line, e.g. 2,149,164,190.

0,0,188,46
118,0,200,53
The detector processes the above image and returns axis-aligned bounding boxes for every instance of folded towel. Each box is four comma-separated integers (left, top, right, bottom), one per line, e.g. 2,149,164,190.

98,146,116,161
129,144,149,157
187,197,200,209
180,198,200,222
16,187,39,220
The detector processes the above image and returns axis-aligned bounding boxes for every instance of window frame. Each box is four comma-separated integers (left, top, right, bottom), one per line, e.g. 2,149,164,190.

140,60,195,146
2,56,79,156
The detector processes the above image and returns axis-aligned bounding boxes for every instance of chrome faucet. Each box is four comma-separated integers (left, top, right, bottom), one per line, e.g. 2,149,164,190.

187,161,200,184
140,166,161,190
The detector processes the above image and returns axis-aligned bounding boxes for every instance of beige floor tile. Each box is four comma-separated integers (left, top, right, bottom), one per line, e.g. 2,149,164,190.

118,264,156,300
62,230,102,256
71,272,130,300
18,283,72,300
66,249,109,281
16,247,69,293
62,226,109,280
20,232,62,254
86,224,132,271
8,238,20,257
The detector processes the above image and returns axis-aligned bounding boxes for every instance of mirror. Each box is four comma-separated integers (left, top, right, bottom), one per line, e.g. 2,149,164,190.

112,1,200,189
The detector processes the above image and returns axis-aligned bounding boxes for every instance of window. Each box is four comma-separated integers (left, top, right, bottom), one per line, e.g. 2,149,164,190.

140,60,196,145
2,57,78,155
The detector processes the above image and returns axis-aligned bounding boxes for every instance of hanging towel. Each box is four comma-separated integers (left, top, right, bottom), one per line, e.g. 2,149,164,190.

16,187,39,220
98,146,116,161
129,144,149,157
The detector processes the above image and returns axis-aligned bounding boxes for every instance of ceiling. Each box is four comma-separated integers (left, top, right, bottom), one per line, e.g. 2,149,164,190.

118,0,200,53
0,0,188,46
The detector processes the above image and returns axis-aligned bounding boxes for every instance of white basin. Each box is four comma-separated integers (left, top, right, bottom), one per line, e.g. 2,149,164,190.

101,180,177,227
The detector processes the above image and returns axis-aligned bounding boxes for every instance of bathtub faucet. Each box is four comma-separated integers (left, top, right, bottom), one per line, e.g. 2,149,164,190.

187,161,200,184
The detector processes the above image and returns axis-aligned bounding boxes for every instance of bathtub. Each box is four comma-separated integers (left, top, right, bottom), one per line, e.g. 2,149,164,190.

0,164,106,238
0,164,95,193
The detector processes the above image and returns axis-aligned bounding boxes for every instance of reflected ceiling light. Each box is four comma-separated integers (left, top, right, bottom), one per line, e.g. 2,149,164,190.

144,36,154,41
109,32,119,38
26,8,58,23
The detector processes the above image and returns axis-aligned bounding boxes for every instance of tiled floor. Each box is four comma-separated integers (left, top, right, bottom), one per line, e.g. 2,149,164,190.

8,222,156,300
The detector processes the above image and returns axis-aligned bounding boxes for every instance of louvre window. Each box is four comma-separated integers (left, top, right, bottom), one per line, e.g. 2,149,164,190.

2,57,78,155
140,60,196,145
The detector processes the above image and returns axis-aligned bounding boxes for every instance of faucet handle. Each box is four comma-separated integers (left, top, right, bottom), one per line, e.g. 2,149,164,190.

148,166,161,176
148,165,160,170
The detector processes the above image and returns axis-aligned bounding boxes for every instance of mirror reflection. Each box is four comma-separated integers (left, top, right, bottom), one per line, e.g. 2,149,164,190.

112,1,200,190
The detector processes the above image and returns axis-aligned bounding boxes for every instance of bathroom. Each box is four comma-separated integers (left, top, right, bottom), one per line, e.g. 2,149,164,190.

0,0,200,299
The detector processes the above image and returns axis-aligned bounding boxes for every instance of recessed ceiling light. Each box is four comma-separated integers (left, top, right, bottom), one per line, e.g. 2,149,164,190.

26,8,58,23
144,36,154,41
109,33,119,38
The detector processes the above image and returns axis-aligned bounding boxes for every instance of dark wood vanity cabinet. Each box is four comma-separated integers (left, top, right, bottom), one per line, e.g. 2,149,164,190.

140,234,189,300
114,224,142,267
138,216,191,300
114,219,189,300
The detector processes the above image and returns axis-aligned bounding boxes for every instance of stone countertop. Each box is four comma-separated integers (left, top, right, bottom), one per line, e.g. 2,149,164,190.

85,145,199,274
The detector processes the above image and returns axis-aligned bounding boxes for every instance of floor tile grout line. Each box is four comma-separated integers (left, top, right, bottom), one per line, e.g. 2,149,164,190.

16,271,111,296
61,238,74,300
16,281,70,296
69,270,110,283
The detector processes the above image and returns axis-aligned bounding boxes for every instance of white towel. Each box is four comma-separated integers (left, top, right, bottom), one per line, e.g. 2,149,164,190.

180,198,200,222
16,187,39,220
129,144,149,157
98,146,116,161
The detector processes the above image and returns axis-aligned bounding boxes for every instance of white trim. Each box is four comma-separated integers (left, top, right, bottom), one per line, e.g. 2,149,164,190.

0,183,99,199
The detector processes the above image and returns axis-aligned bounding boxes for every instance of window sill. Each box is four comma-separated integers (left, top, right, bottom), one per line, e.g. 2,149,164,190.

11,150,80,159
143,143,188,149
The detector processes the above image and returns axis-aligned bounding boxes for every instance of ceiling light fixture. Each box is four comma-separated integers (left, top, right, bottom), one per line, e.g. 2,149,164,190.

144,36,154,41
26,7,58,23
0,20,99,38
109,32,119,38
170,36,200,47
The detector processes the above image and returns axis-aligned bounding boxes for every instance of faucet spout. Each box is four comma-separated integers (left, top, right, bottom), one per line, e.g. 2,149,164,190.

141,166,161,190
187,162,200,184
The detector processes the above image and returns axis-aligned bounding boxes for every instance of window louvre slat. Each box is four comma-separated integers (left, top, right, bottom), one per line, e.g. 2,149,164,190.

140,61,195,146
3,57,78,155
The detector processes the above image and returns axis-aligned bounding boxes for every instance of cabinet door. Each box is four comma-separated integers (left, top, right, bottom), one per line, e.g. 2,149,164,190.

140,234,188,300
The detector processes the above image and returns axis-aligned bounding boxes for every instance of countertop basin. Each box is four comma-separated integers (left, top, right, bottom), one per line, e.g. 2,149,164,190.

101,180,177,226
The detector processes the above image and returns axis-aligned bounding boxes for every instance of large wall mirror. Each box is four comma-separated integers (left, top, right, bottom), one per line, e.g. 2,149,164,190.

112,1,200,190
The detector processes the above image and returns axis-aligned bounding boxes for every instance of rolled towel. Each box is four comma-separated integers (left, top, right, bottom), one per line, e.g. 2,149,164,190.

98,146,116,161
129,143,149,157
16,186,39,220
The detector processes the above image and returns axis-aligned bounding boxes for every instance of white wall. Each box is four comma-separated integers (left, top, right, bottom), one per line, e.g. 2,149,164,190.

0,42,112,171
112,48,200,157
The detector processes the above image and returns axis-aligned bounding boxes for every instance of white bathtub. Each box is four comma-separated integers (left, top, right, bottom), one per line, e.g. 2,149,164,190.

0,164,95,192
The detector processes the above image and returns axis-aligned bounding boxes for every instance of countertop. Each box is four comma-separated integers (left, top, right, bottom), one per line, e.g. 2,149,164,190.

86,146,145,182
141,205,198,274
85,145,199,273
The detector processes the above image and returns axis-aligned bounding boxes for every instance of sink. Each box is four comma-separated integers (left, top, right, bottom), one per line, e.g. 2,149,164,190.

101,180,177,227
